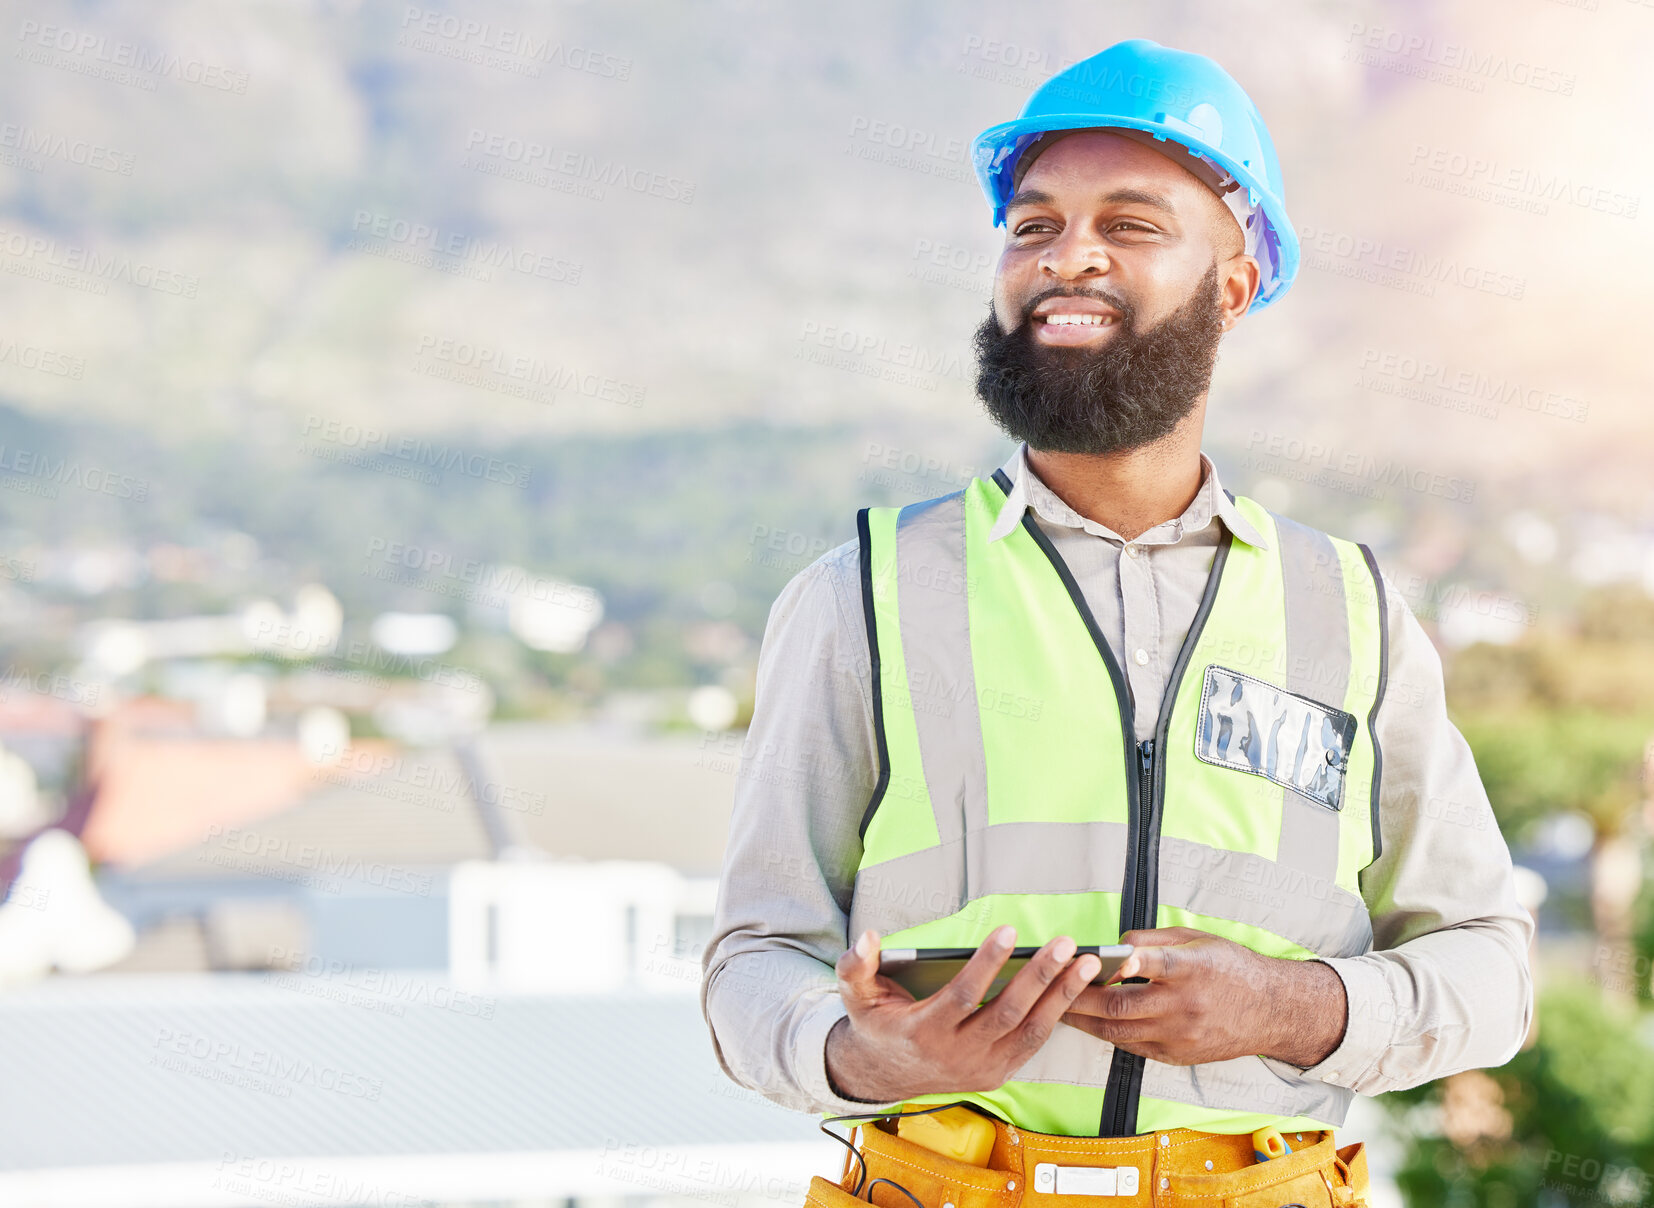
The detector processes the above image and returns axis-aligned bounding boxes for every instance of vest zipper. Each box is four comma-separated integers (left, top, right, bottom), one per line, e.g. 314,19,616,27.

1101,737,1156,1139
1133,739,1155,931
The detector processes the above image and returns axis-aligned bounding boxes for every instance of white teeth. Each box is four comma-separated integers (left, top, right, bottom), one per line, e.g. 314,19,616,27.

1044,313,1115,326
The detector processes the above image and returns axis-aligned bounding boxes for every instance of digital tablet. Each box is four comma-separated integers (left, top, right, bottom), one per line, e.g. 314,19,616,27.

877,944,1134,1002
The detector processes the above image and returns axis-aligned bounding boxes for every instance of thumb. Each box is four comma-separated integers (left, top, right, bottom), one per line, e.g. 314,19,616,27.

1116,927,1203,979
836,929,882,999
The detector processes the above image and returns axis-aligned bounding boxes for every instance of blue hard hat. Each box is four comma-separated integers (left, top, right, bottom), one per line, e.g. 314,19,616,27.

970,38,1299,312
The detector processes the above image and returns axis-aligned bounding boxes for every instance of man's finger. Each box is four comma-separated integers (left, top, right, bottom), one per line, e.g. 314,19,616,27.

925,924,1021,1024
1058,1010,1162,1049
959,934,1078,1041
1116,942,1182,982
1065,981,1167,1021
836,928,884,1004
988,951,1101,1065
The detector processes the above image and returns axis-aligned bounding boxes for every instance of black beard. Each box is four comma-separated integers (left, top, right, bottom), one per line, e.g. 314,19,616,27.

972,261,1225,455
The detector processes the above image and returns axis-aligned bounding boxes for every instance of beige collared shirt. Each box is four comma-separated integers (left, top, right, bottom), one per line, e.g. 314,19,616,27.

701,440,1535,1120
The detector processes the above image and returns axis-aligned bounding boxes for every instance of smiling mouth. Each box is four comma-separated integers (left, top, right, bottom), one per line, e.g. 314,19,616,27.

1029,308,1125,343
1037,313,1119,327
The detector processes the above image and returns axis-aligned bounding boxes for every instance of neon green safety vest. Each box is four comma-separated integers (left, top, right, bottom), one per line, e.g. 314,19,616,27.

845,468,1388,1138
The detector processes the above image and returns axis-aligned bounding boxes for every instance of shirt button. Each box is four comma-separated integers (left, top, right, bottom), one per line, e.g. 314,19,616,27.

1159,1135,1169,1147
1124,543,1139,558
1134,649,1150,666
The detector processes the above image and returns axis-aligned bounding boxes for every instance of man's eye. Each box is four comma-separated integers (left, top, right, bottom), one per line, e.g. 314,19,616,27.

1014,219,1154,236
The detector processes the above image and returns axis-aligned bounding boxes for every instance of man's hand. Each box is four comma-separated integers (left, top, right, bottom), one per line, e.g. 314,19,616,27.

824,924,1102,1104
1058,927,1348,1068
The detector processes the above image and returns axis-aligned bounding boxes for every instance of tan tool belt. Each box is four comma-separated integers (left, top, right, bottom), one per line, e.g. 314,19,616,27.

808,1106,1371,1208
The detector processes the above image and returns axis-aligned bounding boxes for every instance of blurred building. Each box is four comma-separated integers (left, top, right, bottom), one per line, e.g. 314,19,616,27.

0,702,814,1207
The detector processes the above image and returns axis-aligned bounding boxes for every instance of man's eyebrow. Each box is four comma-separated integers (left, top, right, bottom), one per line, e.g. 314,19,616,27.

1004,186,1179,215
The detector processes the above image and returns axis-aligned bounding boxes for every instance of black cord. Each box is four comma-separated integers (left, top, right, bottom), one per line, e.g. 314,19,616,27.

818,1102,967,1196
864,1177,925,1208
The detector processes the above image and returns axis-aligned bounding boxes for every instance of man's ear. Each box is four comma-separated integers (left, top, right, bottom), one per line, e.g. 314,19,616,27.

1220,253,1261,326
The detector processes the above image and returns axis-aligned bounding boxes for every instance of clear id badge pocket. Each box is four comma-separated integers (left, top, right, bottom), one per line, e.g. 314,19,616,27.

1195,665,1358,811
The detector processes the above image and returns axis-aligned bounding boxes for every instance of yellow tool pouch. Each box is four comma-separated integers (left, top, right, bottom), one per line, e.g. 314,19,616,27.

807,1108,1371,1208
1156,1134,1372,1207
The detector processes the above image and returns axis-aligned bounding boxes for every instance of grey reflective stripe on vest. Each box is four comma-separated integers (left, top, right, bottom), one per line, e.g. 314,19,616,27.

1274,513,1351,880
1157,835,1371,957
849,827,1371,959
1140,1055,1353,1126
850,820,1130,942
1002,1028,1354,1125
889,492,988,909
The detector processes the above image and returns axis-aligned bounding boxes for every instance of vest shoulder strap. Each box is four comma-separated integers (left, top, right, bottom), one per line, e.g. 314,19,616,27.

1229,492,1389,864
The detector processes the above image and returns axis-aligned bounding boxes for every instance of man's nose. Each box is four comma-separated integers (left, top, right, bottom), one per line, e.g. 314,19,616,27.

1038,227,1112,280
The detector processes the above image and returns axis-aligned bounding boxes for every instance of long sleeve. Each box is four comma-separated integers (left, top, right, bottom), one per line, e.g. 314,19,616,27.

699,539,906,1117
1267,565,1537,1094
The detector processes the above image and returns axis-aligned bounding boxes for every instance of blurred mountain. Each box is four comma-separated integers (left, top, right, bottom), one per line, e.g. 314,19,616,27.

0,0,1642,509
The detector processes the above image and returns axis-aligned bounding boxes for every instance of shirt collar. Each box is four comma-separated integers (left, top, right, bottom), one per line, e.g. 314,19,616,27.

985,441,1271,551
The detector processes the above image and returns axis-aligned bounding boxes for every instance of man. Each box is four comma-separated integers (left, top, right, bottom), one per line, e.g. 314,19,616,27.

702,37,1532,1205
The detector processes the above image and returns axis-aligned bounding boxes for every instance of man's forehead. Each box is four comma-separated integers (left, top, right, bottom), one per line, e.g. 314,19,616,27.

1008,145,1197,218
1005,182,1180,219
1017,130,1205,196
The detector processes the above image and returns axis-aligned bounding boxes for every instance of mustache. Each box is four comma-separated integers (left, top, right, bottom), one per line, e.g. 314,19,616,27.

1019,285,1133,326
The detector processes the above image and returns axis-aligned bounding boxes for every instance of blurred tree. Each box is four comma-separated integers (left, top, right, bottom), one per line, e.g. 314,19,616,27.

1380,585,1654,1205
1448,599,1654,1001
1386,985,1654,1207
1456,707,1652,990
1578,585,1654,646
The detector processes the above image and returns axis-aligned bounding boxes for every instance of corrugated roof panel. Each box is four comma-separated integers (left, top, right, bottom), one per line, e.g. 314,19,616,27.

0,976,819,1171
